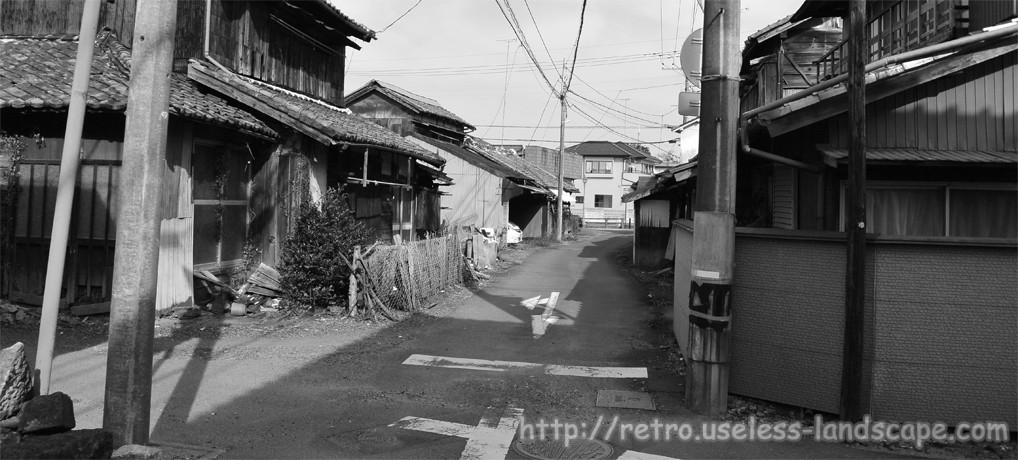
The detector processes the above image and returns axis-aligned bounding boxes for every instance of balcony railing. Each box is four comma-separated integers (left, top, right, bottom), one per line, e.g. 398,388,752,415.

815,0,964,80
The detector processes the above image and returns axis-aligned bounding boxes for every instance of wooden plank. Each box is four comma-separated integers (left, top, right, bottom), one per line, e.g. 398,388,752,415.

71,302,111,316
915,78,929,149
1003,54,1015,152
964,66,977,150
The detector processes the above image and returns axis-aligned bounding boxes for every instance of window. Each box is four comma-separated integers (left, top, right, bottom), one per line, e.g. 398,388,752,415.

844,183,1017,238
193,143,249,267
587,160,612,174
575,196,584,204
594,194,613,208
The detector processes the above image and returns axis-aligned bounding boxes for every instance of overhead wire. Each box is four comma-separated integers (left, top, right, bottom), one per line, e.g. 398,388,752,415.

495,0,560,96
482,43,523,138
377,0,423,34
522,0,563,81
563,0,588,92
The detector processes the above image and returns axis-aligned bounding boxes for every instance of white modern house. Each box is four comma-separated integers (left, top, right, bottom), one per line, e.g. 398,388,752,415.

565,141,660,226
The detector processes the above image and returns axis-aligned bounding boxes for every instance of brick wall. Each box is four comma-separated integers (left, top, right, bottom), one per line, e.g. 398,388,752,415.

673,223,1018,425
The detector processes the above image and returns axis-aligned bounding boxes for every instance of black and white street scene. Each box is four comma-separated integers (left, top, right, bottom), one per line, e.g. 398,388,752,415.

0,0,1016,458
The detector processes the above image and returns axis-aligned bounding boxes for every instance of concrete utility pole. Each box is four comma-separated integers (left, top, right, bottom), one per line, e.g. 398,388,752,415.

685,0,740,416
840,0,867,422
34,0,102,396
103,0,178,445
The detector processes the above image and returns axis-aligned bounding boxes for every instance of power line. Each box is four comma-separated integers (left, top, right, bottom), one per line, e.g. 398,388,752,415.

476,124,666,129
377,0,423,34
351,38,683,63
563,0,588,93
347,51,671,77
495,0,560,96
573,75,671,118
479,136,678,145
522,0,562,81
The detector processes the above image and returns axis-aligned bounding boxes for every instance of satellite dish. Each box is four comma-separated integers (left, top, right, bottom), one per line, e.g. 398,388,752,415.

680,28,703,88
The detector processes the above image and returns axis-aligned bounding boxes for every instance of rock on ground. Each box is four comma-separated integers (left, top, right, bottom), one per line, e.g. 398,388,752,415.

1,428,117,459
18,391,75,434
0,341,33,420
112,443,163,459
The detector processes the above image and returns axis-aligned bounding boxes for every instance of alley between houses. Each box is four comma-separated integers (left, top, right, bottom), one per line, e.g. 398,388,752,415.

2,230,901,459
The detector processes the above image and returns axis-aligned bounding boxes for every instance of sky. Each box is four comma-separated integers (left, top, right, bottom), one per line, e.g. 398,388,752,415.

336,0,803,158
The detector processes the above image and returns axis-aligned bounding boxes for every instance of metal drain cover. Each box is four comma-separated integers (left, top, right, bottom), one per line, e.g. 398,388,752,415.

512,437,613,460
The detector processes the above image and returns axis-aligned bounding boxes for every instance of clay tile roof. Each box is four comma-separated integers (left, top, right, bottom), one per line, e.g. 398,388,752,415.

0,35,278,138
188,60,445,166
347,80,475,131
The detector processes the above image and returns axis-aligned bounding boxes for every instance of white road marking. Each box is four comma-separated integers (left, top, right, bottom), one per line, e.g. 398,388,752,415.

389,416,475,438
617,450,681,460
390,407,523,460
460,406,523,460
529,292,560,338
541,292,559,320
402,354,648,379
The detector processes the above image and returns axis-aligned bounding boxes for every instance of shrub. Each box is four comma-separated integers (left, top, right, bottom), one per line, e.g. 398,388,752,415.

278,187,372,311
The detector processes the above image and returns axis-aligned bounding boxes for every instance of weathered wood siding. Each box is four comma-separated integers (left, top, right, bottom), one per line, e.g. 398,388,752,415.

208,0,346,105
0,0,87,35
827,52,1016,151
634,199,672,269
969,0,1018,31
348,94,417,137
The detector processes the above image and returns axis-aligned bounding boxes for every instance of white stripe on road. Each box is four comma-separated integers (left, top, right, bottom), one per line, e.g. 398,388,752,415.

403,354,648,379
460,407,523,460
389,416,475,438
541,292,559,319
390,407,523,460
617,450,682,460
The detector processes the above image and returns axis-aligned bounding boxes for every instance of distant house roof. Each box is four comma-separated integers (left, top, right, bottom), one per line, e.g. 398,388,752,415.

188,60,444,166
465,137,579,193
346,80,475,131
409,134,518,178
0,35,278,138
818,147,1018,165
565,141,660,163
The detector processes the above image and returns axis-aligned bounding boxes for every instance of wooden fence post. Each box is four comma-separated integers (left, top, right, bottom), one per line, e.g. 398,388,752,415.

349,245,360,315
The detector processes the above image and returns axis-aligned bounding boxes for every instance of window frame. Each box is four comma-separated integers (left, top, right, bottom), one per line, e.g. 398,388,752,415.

838,180,1017,238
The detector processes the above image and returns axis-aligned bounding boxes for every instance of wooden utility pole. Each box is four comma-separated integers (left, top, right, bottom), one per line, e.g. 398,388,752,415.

34,0,102,396
840,0,867,422
556,93,566,242
103,0,178,445
685,0,740,416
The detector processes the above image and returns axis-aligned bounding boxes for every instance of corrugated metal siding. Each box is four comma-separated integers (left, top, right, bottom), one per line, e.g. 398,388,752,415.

771,164,796,229
819,147,1018,162
672,224,694,357
828,52,1016,152
969,0,1018,31
156,217,194,313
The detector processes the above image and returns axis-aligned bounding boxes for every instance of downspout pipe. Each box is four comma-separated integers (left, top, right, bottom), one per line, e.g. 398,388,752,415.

739,111,820,173
204,0,233,74
737,21,1017,172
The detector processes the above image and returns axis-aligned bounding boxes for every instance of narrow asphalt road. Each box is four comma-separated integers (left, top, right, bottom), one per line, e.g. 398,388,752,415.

14,229,900,459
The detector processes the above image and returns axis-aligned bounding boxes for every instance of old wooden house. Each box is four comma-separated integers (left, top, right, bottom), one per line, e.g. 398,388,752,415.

0,0,444,310
671,0,1017,426
346,80,576,239
622,162,696,269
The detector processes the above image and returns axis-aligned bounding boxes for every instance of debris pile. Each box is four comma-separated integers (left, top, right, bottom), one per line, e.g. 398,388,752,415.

187,263,282,319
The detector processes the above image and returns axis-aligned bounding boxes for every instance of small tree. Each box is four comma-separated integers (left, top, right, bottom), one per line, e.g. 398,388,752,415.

278,187,371,311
